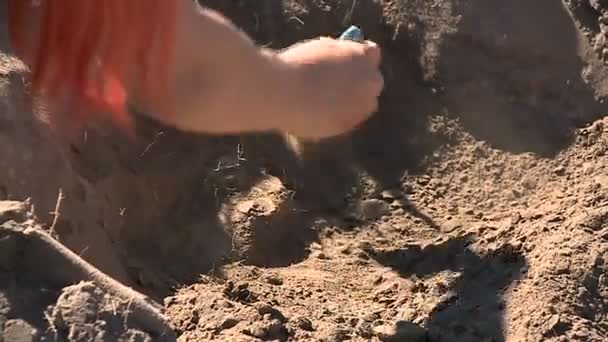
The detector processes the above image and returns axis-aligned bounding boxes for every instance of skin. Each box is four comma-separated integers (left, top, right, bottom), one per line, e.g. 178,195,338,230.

143,1,384,140
11,0,383,140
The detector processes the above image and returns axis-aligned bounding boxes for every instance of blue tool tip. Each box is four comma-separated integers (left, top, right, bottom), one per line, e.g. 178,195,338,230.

339,25,364,42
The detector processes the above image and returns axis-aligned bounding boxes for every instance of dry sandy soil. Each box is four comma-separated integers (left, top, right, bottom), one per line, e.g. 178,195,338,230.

0,0,608,341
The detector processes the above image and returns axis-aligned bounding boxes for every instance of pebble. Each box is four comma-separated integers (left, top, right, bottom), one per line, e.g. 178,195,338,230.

312,251,328,259
390,201,403,209
440,219,463,233
375,237,389,245
380,190,403,200
553,165,566,175
0,201,29,223
357,240,373,252
266,274,284,286
3,319,38,342
511,212,522,225
356,321,373,338
253,303,286,323
546,214,564,223
296,317,314,331
461,207,475,215
360,199,391,221
344,199,390,222
372,321,427,342
392,208,405,216
543,314,569,336
219,317,239,330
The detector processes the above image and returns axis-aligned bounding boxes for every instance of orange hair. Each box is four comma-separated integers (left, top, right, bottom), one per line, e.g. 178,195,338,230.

8,0,177,134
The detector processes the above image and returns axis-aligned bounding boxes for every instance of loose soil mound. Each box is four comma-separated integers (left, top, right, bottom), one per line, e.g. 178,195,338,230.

0,0,607,341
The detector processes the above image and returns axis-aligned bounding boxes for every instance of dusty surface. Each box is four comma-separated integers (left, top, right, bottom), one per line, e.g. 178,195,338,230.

1,0,608,341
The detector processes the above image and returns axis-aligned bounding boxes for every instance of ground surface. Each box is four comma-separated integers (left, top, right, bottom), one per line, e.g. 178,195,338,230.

0,0,608,341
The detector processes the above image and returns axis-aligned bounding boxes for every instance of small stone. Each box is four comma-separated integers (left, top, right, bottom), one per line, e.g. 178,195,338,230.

357,240,373,252
390,201,403,209
373,321,426,342
553,166,566,176
461,208,475,215
546,214,563,223
242,324,266,338
543,314,570,336
253,303,286,322
360,199,391,221
339,245,352,255
266,319,288,339
220,317,239,330
375,237,389,245
417,176,431,185
511,212,522,225
296,317,314,331
440,219,463,233
253,175,285,193
266,274,284,286
356,321,373,338
235,200,255,214
380,190,403,200
397,308,417,321
392,208,405,216
330,325,353,341
511,189,523,198
531,213,543,220
0,201,29,223
235,198,277,216
3,319,38,342
312,251,328,259
582,163,595,175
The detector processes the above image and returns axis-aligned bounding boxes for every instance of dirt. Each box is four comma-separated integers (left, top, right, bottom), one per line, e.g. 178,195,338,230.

0,0,608,341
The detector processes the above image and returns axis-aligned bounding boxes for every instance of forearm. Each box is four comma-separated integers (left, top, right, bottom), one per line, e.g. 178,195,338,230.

144,1,294,134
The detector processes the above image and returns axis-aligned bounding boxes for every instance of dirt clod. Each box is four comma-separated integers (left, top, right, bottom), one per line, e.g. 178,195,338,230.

373,321,427,342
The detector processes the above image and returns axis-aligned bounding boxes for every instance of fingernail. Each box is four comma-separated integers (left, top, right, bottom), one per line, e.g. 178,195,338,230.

364,41,382,64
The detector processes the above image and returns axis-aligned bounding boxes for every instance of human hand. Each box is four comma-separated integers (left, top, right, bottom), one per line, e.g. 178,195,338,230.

276,37,383,140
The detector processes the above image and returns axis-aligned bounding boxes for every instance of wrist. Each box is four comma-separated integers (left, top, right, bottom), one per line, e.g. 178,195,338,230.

259,48,304,133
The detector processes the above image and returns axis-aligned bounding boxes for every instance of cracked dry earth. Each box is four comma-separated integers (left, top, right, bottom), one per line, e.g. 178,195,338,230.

1,0,608,342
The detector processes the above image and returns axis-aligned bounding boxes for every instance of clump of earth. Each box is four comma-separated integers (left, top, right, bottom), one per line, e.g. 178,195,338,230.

0,1,607,341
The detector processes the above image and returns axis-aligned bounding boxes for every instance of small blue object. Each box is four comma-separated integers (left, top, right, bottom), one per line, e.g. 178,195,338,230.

339,25,364,42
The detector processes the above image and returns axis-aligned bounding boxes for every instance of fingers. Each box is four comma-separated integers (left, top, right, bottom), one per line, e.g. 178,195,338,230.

363,40,382,67
341,39,382,68
327,37,384,98
361,40,384,96
318,35,382,63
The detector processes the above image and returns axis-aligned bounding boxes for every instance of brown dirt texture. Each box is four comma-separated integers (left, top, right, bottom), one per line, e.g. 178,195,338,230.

1,0,608,341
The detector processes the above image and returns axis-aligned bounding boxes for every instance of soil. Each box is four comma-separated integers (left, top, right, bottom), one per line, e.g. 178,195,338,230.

0,0,608,341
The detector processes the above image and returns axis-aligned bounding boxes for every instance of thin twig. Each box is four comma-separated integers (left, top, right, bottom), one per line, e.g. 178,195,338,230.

49,188,64,238
343,0,358,26
124,296,134,328
139,130,164,158
43,310,58,337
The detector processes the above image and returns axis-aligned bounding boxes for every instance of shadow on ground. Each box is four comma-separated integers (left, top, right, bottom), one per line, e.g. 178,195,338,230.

372,235,527,342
